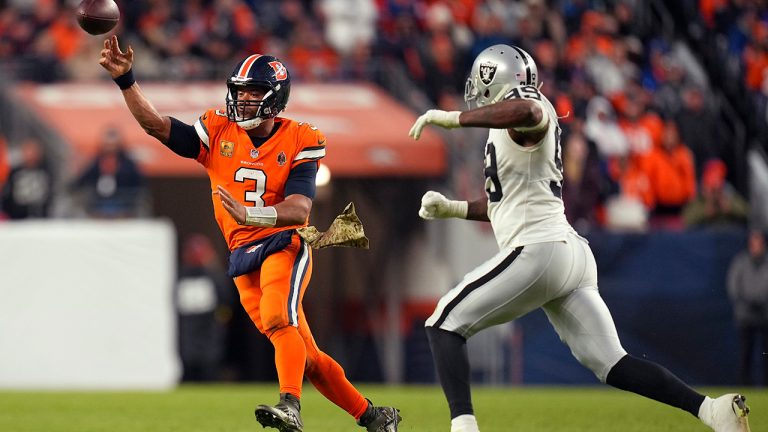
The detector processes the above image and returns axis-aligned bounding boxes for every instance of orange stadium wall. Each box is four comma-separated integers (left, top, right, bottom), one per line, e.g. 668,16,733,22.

0,220,180,390
16,82,446,178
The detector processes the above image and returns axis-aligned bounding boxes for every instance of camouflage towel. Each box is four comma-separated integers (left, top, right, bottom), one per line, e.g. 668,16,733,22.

297,202,369,249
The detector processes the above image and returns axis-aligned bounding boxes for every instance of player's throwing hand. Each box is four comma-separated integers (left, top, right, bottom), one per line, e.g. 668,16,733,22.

98,35,134,79
408,109,462,140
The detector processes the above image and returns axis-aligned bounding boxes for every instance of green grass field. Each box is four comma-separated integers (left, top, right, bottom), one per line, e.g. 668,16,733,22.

0,384,765,432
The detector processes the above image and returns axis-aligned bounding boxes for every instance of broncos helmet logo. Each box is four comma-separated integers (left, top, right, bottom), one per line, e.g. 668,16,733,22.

269,61,288,81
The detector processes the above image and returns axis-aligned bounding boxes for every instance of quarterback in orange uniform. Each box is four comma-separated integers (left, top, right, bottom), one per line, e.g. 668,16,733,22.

99,35,400,432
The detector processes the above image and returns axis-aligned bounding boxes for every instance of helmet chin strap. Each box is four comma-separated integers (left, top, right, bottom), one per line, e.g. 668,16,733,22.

237,117,264,130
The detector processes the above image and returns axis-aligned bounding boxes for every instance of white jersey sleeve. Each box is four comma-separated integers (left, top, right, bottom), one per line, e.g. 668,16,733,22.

483,85,577,249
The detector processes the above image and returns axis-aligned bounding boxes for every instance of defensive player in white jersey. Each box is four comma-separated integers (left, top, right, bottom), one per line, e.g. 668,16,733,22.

409,44,751,432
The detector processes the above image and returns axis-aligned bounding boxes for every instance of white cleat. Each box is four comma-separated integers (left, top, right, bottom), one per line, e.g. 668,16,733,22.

451,414,480,432
702,394,751,432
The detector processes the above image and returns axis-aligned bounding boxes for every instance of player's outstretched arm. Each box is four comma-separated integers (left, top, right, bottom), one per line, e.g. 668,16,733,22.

459,98,545,131
99,35,171,144
409,99,547,145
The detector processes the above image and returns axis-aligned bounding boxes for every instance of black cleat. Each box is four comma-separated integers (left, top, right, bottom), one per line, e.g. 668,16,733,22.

357,401,402,432
255,394,303,432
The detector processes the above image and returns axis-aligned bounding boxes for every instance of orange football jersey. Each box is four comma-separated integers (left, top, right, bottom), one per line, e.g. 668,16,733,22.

194,109,326,250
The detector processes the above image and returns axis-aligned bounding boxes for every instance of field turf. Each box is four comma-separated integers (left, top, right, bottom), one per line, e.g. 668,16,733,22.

0,384,765,431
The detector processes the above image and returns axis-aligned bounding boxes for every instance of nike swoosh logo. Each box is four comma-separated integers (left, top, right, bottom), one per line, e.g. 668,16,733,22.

246,244,264,254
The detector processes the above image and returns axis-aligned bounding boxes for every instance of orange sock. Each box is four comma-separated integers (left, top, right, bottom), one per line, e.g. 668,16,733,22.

306,351,369,419
269,326,306,398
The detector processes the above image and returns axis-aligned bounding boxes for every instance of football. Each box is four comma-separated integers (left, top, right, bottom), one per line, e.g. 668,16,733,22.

76,0,120,35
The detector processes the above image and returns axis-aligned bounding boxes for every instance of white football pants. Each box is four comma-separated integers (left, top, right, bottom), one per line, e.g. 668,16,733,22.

425,232,627,382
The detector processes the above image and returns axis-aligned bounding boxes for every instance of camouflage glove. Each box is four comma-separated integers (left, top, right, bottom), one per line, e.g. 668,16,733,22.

297,202,369,249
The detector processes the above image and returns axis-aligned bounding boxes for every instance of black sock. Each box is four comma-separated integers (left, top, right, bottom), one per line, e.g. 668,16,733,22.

357,399,376,426
606,354,705,417
280,392,301,411
426,326,473,418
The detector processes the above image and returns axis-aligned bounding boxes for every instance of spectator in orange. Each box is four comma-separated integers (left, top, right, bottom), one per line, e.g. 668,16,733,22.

617,87,664,170
744,42,768,92
608,152,654,210
604,152,652,231
699,0,729,30
46,4,84,61
565,10,614,66
644,120,696,228
287,20,340,81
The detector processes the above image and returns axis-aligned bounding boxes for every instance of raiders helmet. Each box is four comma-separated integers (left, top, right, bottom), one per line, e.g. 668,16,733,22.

226,54,291,130
464,44,538,108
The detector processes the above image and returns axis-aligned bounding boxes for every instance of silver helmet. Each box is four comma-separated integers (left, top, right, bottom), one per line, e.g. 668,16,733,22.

464,44,538,107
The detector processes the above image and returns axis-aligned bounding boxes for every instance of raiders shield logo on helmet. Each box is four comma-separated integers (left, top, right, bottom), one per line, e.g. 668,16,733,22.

479,62,497,85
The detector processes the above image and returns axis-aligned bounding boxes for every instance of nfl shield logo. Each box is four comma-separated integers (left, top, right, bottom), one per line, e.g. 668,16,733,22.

277,151,287,166
479,62,497,85
250,149,259,158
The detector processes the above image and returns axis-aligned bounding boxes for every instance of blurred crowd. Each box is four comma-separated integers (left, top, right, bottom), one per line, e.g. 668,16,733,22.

0,126,149,221
1,0,767,232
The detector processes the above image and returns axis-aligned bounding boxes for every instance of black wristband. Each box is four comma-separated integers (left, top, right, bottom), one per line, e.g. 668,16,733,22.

113,69,135,90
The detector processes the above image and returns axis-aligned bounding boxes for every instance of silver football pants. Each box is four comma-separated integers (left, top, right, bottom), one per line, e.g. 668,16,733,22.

426,232,627,382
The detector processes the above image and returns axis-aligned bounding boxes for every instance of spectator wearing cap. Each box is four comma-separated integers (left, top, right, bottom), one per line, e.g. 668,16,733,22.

683,158,749,228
